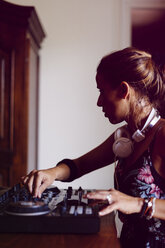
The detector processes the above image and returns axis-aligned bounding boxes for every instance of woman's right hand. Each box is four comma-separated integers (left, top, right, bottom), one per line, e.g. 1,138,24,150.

21,164,71,198
21,168,57,198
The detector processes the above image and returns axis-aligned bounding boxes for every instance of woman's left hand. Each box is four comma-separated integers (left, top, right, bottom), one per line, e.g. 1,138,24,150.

85,188,144,216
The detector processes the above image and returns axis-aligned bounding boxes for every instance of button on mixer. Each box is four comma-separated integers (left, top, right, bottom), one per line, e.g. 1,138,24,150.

69,205,75,215
76,206,83,215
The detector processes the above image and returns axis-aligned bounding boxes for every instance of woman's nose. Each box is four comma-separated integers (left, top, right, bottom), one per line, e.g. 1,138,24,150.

97,95,102,107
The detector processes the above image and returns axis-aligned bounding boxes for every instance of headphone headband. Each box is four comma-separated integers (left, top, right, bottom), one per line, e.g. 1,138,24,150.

132,109,160,142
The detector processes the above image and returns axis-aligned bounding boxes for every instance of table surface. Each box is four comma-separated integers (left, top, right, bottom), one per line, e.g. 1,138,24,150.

0,213,121,248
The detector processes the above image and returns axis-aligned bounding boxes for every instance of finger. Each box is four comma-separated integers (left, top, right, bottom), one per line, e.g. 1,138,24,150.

21,176,27,184
86,191,110,201
33,178,42,197
33,172,47,197
28,169,37,178
38,181,50,198
99,203,116,216
27,174,35,194
22,170,35,186
23,178,29,185
89,199,105,208
26,170,39,194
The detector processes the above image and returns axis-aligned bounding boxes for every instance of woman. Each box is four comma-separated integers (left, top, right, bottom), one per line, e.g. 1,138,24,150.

22,47,165,247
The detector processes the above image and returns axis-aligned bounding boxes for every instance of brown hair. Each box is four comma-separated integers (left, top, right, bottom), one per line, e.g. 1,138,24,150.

97,47,165,117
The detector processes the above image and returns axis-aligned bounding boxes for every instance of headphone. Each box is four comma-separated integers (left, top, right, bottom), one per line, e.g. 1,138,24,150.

112,108,161,158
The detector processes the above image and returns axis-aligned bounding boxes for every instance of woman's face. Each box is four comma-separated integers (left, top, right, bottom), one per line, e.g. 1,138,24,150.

96,73,129,124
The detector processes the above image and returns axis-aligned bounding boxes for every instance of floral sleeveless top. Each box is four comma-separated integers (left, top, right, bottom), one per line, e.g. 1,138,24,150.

115,149,165,248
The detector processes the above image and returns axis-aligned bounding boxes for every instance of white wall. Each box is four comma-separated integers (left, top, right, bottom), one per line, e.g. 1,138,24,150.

8,0,125,189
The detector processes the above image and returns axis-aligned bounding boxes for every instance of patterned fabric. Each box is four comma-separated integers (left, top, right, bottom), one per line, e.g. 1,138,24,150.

115,149,165,248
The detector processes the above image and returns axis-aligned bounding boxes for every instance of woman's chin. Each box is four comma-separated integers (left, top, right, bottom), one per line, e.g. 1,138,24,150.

106,116,120,125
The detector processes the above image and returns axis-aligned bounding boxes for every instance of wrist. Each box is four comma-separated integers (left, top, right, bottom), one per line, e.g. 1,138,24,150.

136,197,145,213
53,164,71,181
51,166,59,179
56,159,77,182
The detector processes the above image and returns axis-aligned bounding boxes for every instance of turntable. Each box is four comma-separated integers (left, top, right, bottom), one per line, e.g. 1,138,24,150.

0,184,100,234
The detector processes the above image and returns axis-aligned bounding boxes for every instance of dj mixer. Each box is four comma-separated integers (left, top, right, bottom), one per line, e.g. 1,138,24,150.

0,184,100,234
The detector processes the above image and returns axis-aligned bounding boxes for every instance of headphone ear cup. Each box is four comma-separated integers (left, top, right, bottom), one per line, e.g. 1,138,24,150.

113,137,134,158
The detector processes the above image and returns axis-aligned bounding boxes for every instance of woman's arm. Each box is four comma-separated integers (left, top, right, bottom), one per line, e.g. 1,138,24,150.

22,132,115,197
85,189,165,221
85,121,165,221
73,132,115,178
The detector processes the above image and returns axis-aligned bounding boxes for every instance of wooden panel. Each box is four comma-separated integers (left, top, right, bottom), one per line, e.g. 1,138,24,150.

0,167,9,185
0,49,14,153
0,53,5,139
0,49,14,186
0,0,45,186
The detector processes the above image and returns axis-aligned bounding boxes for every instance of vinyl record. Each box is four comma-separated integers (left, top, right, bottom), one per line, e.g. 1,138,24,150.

5,201,50,216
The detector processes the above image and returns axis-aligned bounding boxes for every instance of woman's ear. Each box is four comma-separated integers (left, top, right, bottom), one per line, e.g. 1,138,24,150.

118,81,130,99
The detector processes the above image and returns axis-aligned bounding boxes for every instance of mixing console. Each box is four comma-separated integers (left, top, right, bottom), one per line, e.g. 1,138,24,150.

0,184,100,234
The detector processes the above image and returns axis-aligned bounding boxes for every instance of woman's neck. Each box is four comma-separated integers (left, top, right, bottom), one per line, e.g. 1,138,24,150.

127,105,153,134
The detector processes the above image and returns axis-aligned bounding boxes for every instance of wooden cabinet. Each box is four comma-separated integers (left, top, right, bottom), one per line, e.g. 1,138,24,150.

0,0,45,186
